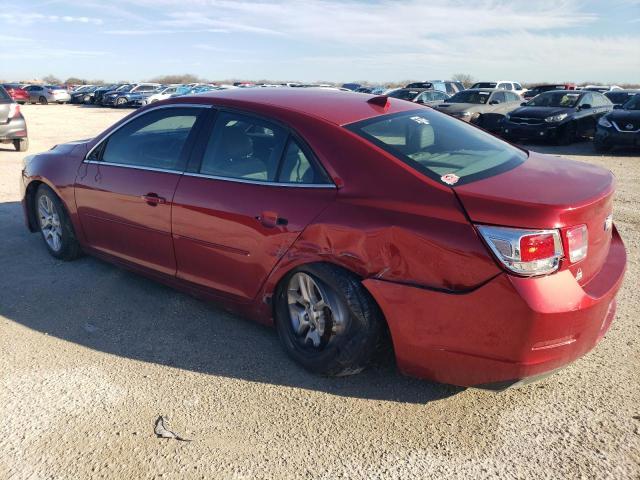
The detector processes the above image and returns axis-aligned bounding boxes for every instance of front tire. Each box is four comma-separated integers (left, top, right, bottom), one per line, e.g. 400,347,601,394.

557,122,576,145
594,139,611,153
115,97,128,108
39,96,48,105
14,138,28,152
35,185,82,261
275,264,384,376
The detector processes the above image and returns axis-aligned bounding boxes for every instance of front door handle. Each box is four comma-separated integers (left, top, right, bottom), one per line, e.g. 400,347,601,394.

142,193,166,206
256,211,288,228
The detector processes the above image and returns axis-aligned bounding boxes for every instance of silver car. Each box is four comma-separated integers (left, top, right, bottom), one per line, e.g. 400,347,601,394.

0,85,28,151
24,85,71,105
434,88,522,132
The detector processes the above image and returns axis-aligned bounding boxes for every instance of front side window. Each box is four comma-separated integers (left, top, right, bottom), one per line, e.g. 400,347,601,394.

492,92,506,103
199,112,288,182
98,107,202,170
347,110,526,186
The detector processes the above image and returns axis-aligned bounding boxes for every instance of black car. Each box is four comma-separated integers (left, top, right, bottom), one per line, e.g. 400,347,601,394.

94,84,127,105
501,90,613,145
70,85,99,104
522,84,576,100
594,93,640,152
604,89,640,107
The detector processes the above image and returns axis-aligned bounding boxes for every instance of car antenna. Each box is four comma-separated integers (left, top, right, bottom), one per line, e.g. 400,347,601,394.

367,95,390,109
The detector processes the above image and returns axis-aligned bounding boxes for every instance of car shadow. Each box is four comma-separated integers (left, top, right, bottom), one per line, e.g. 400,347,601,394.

0,200,462,404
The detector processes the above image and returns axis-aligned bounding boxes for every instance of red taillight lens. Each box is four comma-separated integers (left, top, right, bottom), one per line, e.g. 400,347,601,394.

565,225,588,263
520,233,556,262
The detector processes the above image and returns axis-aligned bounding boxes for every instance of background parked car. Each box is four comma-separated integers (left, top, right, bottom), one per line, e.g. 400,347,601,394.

595,93,640,152
0,85,28,151
405,80,464,95
102,83,160,107
435,88,522,132
2,84,29,104
471,81,527,96
92,84,123,105
523,84,576,100
354,86,386,94
24,85,71,105
70,85,98,104
502,90,613,145
387,88,450,105
583,85,623,93
145,85,182,104
341,83,362,91
604,89,640,107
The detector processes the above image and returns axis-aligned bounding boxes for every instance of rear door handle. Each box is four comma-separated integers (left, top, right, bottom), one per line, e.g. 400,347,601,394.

256,211,288,228
142,193,166,206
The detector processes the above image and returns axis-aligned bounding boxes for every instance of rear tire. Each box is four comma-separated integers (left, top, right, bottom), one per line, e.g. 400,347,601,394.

39,96,48,105
34,185,82,261
275,263,384,376
14,138,28,152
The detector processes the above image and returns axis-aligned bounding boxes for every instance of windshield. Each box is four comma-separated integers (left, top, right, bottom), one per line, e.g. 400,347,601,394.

347,110,526,185
526,91,581,108
447,90,492,104
387,89,420,101
471,82,497,89
116,85,132,92
623,94,640,110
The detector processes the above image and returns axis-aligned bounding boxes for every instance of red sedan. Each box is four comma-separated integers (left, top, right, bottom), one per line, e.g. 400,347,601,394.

20,89,626,389
2,84,29,104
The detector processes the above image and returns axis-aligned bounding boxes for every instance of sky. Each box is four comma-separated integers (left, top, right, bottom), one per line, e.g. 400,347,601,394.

1,0,639,84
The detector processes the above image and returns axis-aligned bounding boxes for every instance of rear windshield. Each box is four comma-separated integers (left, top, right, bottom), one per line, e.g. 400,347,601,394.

623,94,640,110
347,110,526,186
0,86,11,101
446,90,492,104
387,89,420,101
606,91,638,104
471,82,497,89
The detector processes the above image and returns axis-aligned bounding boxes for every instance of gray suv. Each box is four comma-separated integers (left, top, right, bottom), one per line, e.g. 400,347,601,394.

0,86,28,151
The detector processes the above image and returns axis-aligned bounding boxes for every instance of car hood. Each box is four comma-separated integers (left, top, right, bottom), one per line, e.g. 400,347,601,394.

510,106,574,119
436,103,486,113
453,151,615,285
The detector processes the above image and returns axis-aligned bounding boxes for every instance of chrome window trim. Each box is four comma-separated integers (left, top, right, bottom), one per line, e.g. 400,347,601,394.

83,160,182,175
183,172,336,189
83,103,212,162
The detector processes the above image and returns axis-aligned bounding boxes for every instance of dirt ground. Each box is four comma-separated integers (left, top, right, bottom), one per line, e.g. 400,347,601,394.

0,104,638,479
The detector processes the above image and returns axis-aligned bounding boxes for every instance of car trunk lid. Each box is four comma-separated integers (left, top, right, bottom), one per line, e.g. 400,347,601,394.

454,152,615,285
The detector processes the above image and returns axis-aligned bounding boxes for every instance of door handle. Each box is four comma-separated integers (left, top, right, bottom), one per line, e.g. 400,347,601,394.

142,193,166,206
256,211,288,228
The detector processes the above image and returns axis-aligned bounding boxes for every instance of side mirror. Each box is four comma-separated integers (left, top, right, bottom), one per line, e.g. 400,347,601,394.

613,104,622,109
520,102,527,106
580,103,592,110
489,100,500,105
415,99,424,104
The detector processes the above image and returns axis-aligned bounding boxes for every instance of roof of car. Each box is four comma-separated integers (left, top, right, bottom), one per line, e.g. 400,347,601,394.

196,88,420,126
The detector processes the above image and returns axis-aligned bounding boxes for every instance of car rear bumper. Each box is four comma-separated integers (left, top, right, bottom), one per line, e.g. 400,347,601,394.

0,116,28,140
52,93,71,103
363,227,626,388
595,126,640,147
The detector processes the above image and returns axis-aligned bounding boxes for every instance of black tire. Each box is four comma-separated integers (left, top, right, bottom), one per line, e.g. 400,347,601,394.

557,122,576,145
274,263,384,376
13,138,28,152
39,96,48,105
34,185,82,261
115,97,127,108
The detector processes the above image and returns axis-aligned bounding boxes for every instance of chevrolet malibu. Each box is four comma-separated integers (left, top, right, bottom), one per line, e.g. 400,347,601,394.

20,89,626,389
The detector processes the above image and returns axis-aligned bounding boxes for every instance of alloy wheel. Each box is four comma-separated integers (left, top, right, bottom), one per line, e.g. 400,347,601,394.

286,272,346,349
38,194,63,252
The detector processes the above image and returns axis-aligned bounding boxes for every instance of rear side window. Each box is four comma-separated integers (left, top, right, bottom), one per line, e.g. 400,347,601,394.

199,112,288,182
277,140,330,184
97,107,202,170
347,110,526,186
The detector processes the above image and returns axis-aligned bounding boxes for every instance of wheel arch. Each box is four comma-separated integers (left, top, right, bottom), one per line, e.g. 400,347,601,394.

24,180,71,232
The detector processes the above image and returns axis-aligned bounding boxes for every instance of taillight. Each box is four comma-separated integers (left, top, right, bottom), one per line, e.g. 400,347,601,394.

476,225,563,276
565,224,588,263
8,103,20,119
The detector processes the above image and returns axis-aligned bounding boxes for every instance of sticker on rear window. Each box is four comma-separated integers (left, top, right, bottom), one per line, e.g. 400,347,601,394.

441,173,459,185
410,116,430,125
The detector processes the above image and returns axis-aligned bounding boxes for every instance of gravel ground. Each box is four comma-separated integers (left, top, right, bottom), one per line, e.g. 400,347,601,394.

0,104,638,479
